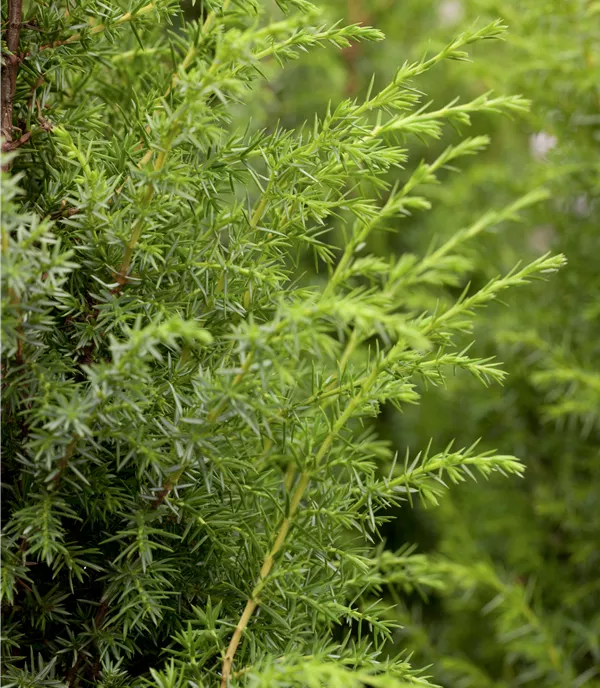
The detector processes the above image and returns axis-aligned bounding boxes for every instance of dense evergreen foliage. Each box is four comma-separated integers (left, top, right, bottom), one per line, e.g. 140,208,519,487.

2,1,591,687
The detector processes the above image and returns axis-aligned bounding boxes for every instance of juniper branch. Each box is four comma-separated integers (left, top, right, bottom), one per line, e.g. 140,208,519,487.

1,0,23,158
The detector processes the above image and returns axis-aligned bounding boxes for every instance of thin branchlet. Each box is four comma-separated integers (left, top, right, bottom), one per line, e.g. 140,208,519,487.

1,0,23,162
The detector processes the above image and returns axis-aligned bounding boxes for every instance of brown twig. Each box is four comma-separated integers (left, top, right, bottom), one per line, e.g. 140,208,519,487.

65,652,85,688
51,435,79,488
1,0,23,153
50,201,80,220
17,535,28,554
220,360,381,685
151,465,186,509
2,129,30,152
220,472,310,687
94,599,108,627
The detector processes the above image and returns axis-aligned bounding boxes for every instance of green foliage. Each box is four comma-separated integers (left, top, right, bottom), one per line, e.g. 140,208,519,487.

285,1,599,686
1,1,568,686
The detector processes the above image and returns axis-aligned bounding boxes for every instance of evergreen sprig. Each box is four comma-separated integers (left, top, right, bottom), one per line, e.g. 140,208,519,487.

1,1,564,686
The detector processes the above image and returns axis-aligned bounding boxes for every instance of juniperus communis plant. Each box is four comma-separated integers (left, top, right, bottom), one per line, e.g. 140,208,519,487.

1,1,565,686
303,2,600,686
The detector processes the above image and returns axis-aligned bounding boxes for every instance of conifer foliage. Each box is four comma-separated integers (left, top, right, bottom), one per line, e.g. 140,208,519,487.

378,3,600,686
1,1,563,686
300,1,600,686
